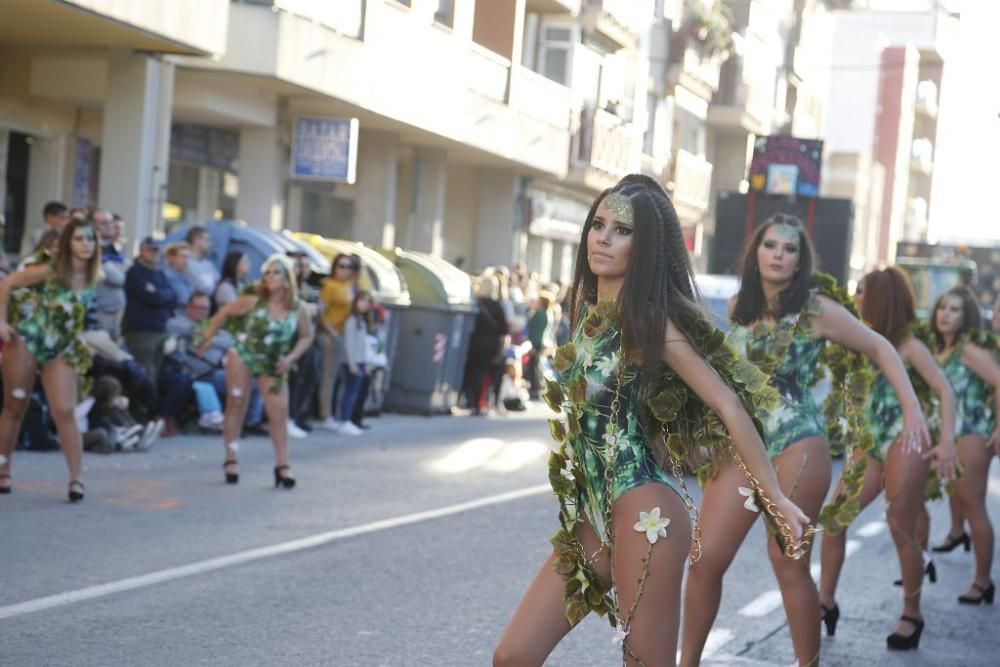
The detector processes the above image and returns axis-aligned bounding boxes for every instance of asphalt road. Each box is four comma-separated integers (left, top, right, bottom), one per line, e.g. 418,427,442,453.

1,407,998,666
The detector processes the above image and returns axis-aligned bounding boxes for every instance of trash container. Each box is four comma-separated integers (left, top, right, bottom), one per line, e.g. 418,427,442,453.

291,233,411,415
378,248,477,415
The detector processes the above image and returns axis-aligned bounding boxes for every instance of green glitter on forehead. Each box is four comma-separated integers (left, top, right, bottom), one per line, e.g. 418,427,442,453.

772,223,799,242
603,193,634,226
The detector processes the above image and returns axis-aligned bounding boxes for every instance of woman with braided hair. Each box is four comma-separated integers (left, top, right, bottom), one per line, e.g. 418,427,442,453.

817,266,957,650
680,216,931,667
494,175,808,666
929,286,1000,607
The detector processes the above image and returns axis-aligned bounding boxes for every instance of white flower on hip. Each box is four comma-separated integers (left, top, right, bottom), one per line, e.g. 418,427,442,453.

633,507,671,544
738,486,760,513
43,334,58,348
61,302,74,314
237,333,248,343
263,335,273,346
611,622,630,647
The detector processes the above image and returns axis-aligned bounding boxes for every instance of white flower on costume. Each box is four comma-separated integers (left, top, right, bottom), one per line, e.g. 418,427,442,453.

576,338,596,369
263,335,273,346
237,333,248,343
611,622,630,647
43,334,58,348
61,302,74,314
738,486,760,513
633,507,671,544
594,351,620,378
604,428,628,452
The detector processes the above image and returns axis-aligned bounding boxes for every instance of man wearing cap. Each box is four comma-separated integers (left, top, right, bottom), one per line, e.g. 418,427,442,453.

123,237,178,382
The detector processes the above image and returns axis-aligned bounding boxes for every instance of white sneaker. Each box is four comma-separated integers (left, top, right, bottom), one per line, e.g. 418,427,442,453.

287,420,307,439
318,417,341,432
338,422,363,436
136,419,164,451
198,411,224,430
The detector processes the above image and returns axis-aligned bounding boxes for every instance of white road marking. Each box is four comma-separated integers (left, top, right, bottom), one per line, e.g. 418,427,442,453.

704,628,735,657
428,438,505,473
739,590,784,617
0,483,551,621
845,539,861,557
988,478,1000,497
856,521,887,538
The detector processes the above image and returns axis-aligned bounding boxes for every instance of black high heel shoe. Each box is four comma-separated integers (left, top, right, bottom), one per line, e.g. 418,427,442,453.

886,615,924,650
894,559,936,586
958,581,995,605
820,603,840,637
931,532,970,553
274,465,296,489
223,460,239,485
0,473,11,495
68,480,85,503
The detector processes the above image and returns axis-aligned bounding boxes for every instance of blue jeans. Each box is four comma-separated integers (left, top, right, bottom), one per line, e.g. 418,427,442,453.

339,364,366,422
192,381,222,415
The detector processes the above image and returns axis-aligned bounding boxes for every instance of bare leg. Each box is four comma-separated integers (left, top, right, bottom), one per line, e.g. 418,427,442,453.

0,337,37,489
494,520,608,666
767,437,831,667
39,359,84,486
818,451,883,607
955,435,995,594
883,438,932,634
940,493,966,542
680,461,760,667
259,376,290,471
222,351,252,473
613,484,691,666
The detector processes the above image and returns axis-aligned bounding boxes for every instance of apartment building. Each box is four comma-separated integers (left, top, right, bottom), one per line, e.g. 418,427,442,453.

1,0,661,284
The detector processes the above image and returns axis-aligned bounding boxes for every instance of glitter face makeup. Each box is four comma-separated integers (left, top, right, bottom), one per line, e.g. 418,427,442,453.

603,193,634,226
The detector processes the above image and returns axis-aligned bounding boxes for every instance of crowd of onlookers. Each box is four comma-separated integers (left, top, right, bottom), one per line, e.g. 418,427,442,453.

3,201,389,455
460,264,570,417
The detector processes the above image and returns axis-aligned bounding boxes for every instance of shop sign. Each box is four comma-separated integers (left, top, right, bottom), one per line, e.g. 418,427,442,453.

291,117,359,183
748,135,823,198
527,188,589,243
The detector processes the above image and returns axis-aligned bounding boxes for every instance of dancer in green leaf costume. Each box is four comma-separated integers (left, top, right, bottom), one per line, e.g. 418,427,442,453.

494,175,809,667
929,287,1000,607
0,219,101,502
680,216,931,667
817,267,956,650
198,254,314,489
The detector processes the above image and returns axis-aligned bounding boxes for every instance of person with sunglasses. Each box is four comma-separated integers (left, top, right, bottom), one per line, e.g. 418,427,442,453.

317,253,361,432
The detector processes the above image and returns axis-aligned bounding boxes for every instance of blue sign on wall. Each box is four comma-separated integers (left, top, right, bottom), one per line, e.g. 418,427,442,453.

290,117,359,183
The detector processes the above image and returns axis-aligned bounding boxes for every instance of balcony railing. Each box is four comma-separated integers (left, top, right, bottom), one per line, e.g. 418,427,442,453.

467,42,510,103
670,149,713,215
514,67,571,129
574,106,640,177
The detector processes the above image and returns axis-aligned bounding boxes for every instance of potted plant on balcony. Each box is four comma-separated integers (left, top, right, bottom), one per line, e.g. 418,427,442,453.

682,1,735,62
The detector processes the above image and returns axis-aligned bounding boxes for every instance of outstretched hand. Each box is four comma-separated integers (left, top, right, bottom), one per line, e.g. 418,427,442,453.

923,440,958,482
901,407,932,455
774,494,811,546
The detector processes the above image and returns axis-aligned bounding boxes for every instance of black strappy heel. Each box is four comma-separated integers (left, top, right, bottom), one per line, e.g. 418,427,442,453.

931,532,970,553
223,460,239,485
273,465,295,489
68,480,85,503
820,603,839,637
958,581,995,605
0,473,11,495
886,615,924,650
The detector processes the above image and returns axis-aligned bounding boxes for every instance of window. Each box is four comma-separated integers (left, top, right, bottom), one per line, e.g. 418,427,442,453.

538,23,576,85
434,0,454,27
390,0,411,6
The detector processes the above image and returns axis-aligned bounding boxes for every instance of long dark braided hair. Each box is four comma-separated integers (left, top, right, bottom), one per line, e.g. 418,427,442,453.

569,174,702,373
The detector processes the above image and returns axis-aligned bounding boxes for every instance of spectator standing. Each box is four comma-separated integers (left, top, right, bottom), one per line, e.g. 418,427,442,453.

463,274,508,415
338,291,374,435
317,252,360,430
183,226,219,296
123,237,177,382
162,242,193,311
524,291,555,399
214,251,249,310
288,251,323,434
30,201,69,248
93,209,128,339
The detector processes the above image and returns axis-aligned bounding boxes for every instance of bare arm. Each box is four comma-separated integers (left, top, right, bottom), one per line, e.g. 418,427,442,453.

0,265,53,342
901,338,958,479
196,295,257,355
277,307,316,375
812,295,930,452
960,342,1000,447
661,320,810,540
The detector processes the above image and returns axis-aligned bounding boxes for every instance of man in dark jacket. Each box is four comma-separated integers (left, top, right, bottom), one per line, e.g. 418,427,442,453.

123,237,177,381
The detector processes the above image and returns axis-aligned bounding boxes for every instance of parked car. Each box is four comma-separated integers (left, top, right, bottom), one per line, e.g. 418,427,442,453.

694,273,740,330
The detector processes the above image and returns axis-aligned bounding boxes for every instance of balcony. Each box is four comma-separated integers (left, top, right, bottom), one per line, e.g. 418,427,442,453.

513,67,571,130
667,149,713,221
910,138,934,176
666,42,722,102
915,80,939,119
467,42,511,103
525,0,581,14
570,106,641,191
580,0,646,50
708,55,771,135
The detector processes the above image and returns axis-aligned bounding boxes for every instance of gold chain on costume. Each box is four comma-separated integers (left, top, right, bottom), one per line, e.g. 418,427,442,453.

730,448,818,559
